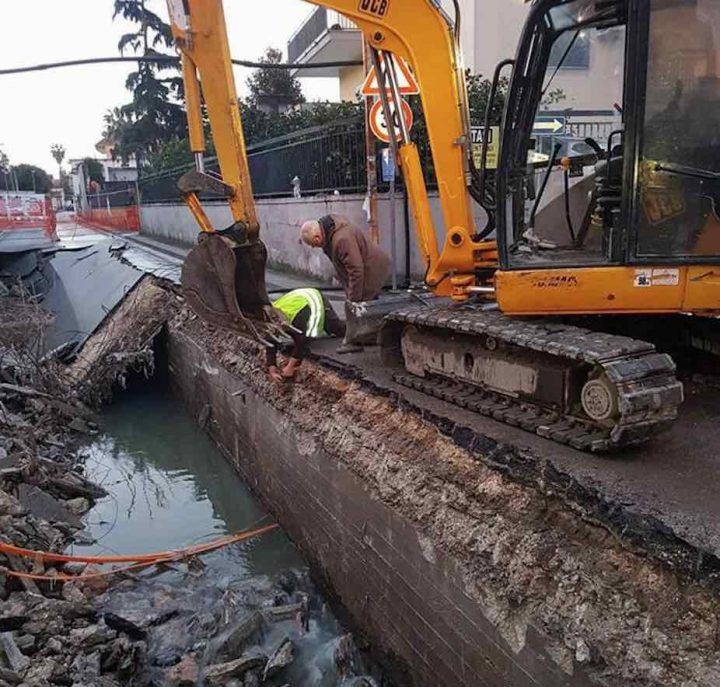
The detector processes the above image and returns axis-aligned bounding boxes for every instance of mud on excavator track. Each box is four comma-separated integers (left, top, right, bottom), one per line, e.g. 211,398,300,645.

381,306,684,452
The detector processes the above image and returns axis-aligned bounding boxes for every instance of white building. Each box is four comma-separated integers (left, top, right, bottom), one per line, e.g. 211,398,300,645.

287,0,624,114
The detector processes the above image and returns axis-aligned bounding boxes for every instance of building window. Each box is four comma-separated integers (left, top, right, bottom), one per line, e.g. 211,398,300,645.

548,30,590,69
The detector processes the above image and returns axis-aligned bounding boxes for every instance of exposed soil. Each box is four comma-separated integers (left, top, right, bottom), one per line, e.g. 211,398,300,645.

172,305,720,687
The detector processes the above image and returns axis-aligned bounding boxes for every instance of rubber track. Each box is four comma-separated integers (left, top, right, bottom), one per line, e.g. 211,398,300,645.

387,307,684,452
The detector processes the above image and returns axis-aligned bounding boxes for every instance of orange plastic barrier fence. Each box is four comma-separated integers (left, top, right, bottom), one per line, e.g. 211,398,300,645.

77,206,140,233
0,194,56,236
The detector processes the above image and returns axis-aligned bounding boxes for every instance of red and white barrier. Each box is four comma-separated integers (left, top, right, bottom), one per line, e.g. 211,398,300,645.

0,191,57,238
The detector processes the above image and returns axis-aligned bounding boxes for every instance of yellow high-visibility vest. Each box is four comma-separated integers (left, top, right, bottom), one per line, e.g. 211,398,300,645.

272,288,325,337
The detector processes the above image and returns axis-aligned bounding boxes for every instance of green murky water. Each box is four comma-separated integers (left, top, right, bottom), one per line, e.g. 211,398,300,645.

77,388,384,686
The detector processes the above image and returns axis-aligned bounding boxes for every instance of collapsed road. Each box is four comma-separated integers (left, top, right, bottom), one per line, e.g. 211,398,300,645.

2,216,720,685
63,217,720,575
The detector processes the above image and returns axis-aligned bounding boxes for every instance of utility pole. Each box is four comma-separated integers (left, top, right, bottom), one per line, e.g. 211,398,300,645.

362,39,379,245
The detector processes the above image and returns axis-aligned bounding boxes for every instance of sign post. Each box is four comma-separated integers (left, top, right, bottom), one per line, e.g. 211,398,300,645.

381,148,398,290
362,41,380,245
359,53,419,284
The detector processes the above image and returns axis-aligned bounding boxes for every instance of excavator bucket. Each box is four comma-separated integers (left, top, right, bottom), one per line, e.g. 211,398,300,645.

181,227,290,346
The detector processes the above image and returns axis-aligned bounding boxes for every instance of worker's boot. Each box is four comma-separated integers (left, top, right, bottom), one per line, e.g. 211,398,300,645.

336,339,363,354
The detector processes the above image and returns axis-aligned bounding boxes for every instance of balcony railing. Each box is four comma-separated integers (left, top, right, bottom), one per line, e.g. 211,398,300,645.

287,7,357,63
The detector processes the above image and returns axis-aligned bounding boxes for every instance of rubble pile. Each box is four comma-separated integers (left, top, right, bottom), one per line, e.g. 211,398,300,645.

0,292,151,686
0,289,377,686
97,568,372,686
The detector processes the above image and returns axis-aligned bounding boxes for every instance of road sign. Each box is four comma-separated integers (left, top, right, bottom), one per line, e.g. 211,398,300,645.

470,125,500,170
361,55,419,97
369,99,413,143
532,116,566,136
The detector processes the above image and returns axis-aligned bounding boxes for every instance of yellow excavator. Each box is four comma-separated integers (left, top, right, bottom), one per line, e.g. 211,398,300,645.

165,0,720,452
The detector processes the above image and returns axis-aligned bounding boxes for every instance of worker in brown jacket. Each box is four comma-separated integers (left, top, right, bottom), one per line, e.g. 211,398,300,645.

300,213,391,353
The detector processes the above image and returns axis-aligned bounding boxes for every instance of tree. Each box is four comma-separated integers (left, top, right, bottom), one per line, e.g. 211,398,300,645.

50,144,66,183
12,164,52,194
144,101,363,175
50,144,65,168
0,146,10,191
107,0,186,163
83,158,105,187
246,48,305,113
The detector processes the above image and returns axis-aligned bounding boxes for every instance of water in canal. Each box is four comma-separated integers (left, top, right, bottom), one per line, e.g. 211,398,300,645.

78,387,383,686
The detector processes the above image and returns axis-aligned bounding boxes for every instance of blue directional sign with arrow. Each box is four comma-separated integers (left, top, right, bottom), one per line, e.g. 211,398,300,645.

533,115,566,136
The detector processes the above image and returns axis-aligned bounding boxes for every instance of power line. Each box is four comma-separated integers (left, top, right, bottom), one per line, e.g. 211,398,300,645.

0,55,363,76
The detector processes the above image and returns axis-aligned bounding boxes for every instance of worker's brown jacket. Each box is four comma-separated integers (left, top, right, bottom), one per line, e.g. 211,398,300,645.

322,214,391,302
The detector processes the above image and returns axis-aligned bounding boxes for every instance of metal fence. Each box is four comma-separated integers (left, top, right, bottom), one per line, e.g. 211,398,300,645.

137,110,620,205
87,182,137,210
78,181,140,232
138,118,369,204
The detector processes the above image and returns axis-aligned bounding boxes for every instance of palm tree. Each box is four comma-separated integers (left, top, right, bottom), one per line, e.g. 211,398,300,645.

50,144,66,203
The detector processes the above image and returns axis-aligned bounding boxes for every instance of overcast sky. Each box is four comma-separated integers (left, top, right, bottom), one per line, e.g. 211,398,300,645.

0,0,338,175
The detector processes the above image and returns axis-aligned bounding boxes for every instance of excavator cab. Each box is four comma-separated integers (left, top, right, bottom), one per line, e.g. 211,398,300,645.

493,0,720,280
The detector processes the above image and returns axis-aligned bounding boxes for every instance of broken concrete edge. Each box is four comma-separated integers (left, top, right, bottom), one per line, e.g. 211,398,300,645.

313,352,720,590
67,274,720,590
168,319,720,685
65,275,175,406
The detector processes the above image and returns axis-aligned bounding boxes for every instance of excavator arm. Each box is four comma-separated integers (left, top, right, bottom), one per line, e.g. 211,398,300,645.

315,0,497,296
165,0,289,347
167,0,495,306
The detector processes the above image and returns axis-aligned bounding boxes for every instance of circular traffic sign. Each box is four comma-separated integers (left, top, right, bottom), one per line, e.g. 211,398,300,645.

369,98,413,143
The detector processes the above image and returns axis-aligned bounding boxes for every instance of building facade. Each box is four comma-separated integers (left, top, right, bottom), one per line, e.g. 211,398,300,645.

288,0,625,119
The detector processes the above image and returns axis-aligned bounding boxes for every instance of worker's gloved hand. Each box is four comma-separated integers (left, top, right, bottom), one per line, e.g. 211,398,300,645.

267,364,284,383
281,357,302,380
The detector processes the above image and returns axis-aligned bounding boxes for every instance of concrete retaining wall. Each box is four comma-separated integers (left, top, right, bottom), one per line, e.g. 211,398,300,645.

167,327,598,687
140,193,489,282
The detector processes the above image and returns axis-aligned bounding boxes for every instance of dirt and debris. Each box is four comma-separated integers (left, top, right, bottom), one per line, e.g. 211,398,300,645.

93,562,370,686
172,306,720,686
0,289,149,685
0,284,375,686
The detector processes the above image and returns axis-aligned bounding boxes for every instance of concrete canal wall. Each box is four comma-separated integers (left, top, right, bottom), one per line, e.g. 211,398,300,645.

165,308,720,687
140,193,490,283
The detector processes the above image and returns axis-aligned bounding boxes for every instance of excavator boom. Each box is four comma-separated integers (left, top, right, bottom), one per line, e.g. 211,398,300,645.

165,0,288,347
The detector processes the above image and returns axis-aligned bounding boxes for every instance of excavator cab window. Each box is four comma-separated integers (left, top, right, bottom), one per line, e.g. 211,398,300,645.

634,0,720,261
496,0,628,269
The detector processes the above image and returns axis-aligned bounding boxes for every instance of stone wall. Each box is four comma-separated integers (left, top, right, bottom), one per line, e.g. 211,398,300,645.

167,326,603,687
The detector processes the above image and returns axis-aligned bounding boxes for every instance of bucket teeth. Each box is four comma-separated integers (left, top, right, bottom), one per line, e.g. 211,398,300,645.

181,233,291,346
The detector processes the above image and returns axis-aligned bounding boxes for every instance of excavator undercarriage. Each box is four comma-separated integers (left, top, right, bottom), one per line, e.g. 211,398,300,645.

382,307,683,451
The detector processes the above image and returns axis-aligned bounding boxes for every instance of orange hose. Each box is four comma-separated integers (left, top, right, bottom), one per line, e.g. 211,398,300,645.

0,523,279,582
